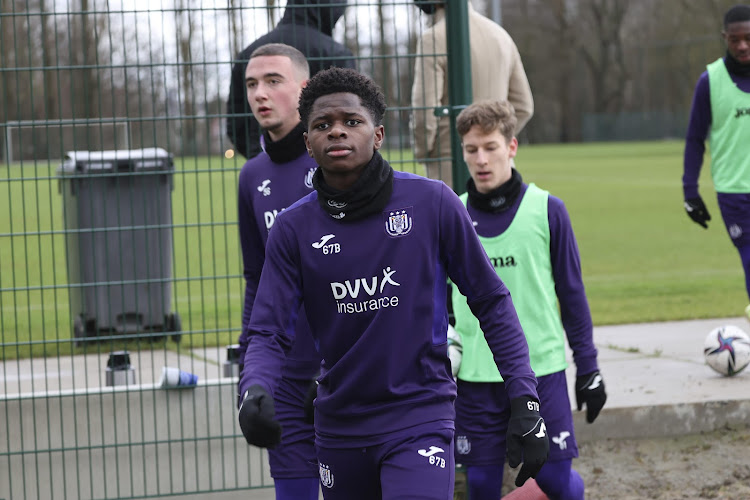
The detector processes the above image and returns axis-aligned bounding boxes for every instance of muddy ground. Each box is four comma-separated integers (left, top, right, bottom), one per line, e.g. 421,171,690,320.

499,424,750,499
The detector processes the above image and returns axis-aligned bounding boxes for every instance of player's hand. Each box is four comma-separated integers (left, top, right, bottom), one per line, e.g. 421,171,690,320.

238,384,282,448
575,370,607,423
684,196,711,228
506,397,549,487
303,378,318,424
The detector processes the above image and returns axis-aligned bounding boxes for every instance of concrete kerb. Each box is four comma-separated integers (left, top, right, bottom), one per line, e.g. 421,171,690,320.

573,399,750,442
569,316,750,442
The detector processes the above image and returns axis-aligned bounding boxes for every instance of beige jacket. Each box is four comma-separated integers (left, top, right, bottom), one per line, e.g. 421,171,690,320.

411,1,534,187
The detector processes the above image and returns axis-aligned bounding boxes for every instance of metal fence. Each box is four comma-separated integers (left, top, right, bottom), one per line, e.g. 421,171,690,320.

0,1,448,498
0,0,733,497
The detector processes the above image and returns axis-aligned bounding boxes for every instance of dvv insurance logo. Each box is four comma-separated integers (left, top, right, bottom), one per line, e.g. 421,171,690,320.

330,266,401,314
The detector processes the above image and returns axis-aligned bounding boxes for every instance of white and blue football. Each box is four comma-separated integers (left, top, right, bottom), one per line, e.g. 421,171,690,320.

703,325,750,377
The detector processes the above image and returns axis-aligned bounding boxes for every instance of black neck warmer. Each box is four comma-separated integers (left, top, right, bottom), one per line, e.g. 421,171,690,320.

725,51,750,77
313,150,394,222
467,168,523,213
264,122,308,163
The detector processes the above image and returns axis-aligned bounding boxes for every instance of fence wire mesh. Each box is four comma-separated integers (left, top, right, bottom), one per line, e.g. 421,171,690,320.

0,0,736,498
1,1,435,498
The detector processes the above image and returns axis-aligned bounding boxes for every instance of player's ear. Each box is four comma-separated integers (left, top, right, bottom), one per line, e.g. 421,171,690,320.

373,125,385,151
303,132,313,157
508,137,519,159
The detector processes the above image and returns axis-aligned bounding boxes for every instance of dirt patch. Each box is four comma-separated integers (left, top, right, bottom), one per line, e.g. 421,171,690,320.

498,424,750,500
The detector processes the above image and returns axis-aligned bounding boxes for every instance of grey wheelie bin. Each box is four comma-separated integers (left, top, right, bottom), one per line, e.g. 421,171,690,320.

58,148,181,344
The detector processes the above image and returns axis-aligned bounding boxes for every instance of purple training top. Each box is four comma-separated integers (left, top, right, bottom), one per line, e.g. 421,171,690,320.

683,58,750,200
241,169,538,446
466,183,599,376
236,149,321,394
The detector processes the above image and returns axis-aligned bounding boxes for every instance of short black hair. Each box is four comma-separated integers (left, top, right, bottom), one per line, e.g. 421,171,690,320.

724,5,750,28
298,67,387,127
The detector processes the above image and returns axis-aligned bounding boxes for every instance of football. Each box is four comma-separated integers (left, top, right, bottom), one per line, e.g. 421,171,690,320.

703,325,750,377
447,324,463,378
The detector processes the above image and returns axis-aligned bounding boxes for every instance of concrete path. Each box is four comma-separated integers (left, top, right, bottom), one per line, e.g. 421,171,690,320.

4,316,749,410
570,316,750,442
2,316,750,500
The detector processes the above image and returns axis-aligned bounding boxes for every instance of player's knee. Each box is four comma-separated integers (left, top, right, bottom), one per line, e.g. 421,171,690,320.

466,464,503,500
534,460,583,500
273,477,320,500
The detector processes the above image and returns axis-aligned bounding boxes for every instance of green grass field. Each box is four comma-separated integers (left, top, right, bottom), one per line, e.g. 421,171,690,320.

517,140,744,324
1,141,745,359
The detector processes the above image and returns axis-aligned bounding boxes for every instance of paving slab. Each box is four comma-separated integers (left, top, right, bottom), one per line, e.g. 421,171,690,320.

1,347,225,395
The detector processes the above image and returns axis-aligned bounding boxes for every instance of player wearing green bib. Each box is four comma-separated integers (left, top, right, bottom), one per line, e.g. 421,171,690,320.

451,101,607,500
682,5,750,321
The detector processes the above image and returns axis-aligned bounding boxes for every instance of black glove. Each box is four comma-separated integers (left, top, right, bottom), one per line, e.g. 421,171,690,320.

684,196,711,229
238,384,282,448
575,370,607,423
303,379,318,424
506,397,549,487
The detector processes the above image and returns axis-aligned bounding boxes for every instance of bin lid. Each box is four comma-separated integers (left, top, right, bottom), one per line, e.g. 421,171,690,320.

58,147,173,174
226,344,242,363
107,351,132,370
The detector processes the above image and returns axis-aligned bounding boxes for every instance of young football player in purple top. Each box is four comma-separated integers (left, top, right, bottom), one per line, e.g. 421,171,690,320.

237,67,549,499
451,100,606,500
235,43,321,500
683,4,750,321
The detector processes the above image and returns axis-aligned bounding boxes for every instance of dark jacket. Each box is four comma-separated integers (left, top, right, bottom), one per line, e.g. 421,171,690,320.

226,0,356,159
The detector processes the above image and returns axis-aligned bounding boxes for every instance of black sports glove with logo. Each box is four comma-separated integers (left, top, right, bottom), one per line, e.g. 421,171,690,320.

506,397,549,487
684,196,711,229
303,378,318,424
575,370,607,423
238,384,282,448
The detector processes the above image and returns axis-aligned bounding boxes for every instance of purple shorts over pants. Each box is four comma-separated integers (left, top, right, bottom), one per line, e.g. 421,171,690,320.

315,420,454,499
454,370,578,466
717,192,750,248
268,376,318,479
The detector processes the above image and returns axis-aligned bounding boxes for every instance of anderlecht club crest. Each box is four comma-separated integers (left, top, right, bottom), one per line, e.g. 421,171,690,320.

304,168,316,189
456,435,471,455
384,207,413,237
319,462,334,488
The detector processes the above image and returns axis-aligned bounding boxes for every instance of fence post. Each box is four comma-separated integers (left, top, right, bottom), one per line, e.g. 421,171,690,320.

446,0,473,192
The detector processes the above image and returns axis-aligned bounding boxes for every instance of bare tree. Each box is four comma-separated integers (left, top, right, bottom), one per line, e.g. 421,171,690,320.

551,0,577,142
78,0,100,119
39,0,58,120
228,0,243,58
577,0,630,114
341,5,361,67
266,0,276,31
174,0,197,154
1,0,21,125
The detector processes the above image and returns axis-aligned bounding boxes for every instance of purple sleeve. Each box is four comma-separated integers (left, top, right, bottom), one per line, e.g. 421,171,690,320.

236,169,267,370
239,217,301,397
683,71,710,200
548,196,598,376
440,185,538,401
